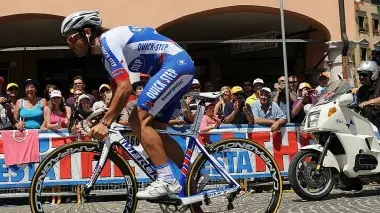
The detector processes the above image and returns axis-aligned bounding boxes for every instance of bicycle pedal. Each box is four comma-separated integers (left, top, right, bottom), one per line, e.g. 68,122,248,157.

146,195,182,206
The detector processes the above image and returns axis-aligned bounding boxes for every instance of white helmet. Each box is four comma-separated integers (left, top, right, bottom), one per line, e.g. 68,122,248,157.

61,10,102,36
357,60,379,80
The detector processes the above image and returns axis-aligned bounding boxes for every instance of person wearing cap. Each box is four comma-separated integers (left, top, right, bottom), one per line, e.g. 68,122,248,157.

291,83,317,123
77,94,93,119
183,79,202,123
315,73,330,95
246,78,264,106
14,79,47,130
6,83,19,112
119,81,146,125
242,80,253,100
43,90,72,130
93,84,112,111
251,87,287,132
223,86,254,124
0,83,18,130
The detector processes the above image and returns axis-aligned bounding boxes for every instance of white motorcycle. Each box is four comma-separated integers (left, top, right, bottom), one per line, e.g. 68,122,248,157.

288,79,380,200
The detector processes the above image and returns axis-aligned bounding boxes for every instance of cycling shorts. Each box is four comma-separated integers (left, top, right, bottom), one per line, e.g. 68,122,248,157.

137,51,194,123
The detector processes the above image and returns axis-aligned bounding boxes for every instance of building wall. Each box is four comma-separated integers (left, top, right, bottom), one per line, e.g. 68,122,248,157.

0,0,356,40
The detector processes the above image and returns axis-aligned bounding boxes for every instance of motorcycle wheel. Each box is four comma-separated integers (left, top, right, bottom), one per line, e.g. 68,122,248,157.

288,150,336,201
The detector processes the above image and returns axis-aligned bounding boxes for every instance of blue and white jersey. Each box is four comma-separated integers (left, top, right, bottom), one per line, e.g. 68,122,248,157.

100,26,185,83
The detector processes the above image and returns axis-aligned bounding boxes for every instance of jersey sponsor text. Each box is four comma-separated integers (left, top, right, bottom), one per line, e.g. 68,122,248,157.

146,69,178,99
138,43,169,51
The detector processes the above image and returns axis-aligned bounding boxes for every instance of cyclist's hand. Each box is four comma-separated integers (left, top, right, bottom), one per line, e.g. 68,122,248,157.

88,123,109,141
359,101,370,108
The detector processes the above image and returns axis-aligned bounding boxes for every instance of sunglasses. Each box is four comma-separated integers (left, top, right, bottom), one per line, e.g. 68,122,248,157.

66,32,81,45
289,81,298,84
8,87,18,92
74,93,83,96
359,73,369,77
191,86,200,90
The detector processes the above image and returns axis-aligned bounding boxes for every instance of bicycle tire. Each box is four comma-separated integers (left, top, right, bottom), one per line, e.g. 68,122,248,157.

186,138,283,213
29,141,138,213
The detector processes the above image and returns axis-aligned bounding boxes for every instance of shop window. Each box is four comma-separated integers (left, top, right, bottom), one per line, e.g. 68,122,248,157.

372,0,380,5
374,19,380,34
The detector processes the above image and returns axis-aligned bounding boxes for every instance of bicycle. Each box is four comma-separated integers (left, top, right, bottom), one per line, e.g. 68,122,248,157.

29,91,283,213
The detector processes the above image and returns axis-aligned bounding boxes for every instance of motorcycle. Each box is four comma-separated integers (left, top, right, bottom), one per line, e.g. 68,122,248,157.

288,79,380,201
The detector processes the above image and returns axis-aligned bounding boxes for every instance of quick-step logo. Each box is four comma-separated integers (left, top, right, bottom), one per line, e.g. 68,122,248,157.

102,46,117,67
146,69,178,99
138,43,169,51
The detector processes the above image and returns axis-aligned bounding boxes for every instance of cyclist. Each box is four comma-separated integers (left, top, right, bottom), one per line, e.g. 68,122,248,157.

61,10,194,199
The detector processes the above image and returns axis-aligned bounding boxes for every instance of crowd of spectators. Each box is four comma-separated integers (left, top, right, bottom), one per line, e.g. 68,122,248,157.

0,73,330,133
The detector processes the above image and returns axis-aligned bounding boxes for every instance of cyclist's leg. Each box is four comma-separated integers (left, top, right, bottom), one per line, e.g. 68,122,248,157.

129,52,194,198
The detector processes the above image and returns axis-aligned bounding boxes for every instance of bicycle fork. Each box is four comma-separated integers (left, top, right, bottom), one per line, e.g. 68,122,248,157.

83,139,112,195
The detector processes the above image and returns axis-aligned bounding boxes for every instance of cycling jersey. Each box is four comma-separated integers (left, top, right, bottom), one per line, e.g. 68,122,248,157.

101,26,195,123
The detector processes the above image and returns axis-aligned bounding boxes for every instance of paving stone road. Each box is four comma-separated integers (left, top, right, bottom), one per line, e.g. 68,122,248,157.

1,186,380,212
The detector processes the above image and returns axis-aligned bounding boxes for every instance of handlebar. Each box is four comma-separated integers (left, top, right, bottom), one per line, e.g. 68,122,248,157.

347,103,376,111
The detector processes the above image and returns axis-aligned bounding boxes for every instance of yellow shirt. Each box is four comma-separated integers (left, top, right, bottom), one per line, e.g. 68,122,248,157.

245,93,258,106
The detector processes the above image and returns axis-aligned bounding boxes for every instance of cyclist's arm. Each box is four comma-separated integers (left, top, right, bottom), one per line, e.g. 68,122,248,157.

100,36,133,127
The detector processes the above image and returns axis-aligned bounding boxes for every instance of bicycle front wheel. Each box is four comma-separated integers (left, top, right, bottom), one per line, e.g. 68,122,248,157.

187,138,283,213
29,141,138,213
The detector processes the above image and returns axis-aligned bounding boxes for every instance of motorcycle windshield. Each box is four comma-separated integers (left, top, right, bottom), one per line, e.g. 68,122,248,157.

315,79,353,106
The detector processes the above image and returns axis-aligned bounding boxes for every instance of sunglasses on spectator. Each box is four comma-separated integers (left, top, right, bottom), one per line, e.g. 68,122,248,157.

289,81,298,84
191,86,200,90
74,93,83,96
66,32,81,45
8,87,18,92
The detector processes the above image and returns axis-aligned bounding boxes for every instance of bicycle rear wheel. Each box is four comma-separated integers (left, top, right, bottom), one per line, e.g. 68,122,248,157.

29,141,138,213
186,138,283,213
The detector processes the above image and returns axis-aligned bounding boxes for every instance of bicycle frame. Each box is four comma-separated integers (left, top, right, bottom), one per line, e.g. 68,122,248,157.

84,98,240,206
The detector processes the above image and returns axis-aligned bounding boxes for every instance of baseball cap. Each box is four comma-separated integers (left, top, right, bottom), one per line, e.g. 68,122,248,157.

78,94,91,103
24,79,39,88
192,79,200,85
298,82,312,90
99,84,111,92
253,78,264,85
231,86,243,94
6,83,18,90
260,87,271,93
50,90,62,98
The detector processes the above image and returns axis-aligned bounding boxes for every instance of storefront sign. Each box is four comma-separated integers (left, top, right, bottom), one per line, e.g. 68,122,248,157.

231,31,278,54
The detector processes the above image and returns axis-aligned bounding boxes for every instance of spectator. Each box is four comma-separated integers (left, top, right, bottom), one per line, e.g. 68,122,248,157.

14,79,47,130
183,79,201,123
66,76,95,107
71,89,83,108
202,81,215,92
43,90,71,130
200,102,221,133
214,86,232,118
223,86,254,124
315,73,330,95
252,87,287,132
291,83,317,123
93,84,112,111
272,76,296,117
44,84,58,101
289,75,299,100
242,80,253,100
127,73,151,103
246,78,264,106
77,94,93,119
6,83,19,113
119,81,146,125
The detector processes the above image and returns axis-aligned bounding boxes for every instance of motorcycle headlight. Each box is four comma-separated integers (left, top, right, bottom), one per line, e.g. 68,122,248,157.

307,112,320,128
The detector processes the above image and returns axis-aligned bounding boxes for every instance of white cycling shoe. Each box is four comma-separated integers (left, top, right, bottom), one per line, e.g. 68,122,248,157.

137,178,182,199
